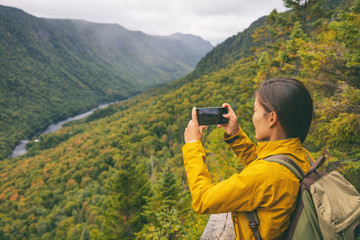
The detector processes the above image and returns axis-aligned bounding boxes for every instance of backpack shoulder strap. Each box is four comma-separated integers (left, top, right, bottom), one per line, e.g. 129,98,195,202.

246,211,262,240
306,155,325,176
245,155,305,240
265,155,305,180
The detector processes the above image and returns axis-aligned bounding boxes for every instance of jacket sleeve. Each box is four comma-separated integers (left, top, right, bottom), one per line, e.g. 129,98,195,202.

225,128,258,166
182,141,270,214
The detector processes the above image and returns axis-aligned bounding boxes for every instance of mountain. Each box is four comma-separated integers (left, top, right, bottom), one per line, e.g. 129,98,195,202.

0,0,359,239
168,33,216,66
0,5,213,159
193,16,267,76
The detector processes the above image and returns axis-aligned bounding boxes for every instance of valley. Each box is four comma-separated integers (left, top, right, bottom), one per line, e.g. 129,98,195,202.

0,0,359,239
11,101,121,158
0,5,213,159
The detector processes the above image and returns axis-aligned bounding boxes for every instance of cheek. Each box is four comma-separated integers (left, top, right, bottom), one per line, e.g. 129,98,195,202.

252,113,258,128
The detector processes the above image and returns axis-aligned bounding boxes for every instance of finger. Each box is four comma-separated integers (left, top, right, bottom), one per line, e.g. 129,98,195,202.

223,103,234,113
217,122,228,129
223,103,237,120
199,125,207,134
191,107,198,125
222,103,229,108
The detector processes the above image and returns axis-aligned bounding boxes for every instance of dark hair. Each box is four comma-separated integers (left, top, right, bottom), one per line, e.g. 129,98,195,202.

256,77,313,143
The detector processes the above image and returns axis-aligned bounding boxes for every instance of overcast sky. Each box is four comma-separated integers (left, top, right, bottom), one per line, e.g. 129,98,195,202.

0,0,288,45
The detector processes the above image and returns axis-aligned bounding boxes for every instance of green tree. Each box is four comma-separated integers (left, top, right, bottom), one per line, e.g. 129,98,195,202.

136,164,187,239
81,225,90,240
330,8,360,75
103,153,151,240
283,0,323,32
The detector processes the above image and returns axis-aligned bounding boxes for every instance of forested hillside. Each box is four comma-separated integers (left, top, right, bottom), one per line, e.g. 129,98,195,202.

0,0,359,239
0,5,212,159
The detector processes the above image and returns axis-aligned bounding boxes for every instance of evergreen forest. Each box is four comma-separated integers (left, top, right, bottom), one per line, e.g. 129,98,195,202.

0,0,359,239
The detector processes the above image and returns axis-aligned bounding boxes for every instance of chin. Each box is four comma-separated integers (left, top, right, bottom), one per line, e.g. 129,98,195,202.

256,136,269,142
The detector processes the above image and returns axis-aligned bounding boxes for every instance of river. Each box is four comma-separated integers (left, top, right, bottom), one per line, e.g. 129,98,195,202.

10,102,116,158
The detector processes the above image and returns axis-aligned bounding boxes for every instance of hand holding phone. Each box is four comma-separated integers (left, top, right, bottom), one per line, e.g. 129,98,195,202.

217,103,240,137
184,107,207,143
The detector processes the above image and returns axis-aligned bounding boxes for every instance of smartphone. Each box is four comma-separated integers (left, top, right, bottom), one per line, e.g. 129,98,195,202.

196,107,229,125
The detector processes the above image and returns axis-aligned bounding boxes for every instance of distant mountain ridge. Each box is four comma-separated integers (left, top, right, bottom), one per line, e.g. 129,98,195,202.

0,5,213,159
0,0,358,239
194,16,267,76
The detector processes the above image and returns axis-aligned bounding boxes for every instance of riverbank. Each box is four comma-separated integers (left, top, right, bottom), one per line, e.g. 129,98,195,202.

10,101,120,158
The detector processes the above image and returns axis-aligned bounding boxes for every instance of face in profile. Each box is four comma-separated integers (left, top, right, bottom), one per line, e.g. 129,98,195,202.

253,97,272,142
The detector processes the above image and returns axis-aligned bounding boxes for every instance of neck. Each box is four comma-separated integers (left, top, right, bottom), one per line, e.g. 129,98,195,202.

269,123,287,141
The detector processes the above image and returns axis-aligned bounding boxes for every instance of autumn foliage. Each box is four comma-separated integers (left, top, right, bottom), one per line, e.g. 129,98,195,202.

0,0,359,239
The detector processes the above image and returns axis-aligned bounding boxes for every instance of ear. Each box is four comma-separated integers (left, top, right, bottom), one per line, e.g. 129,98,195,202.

268,111,278,128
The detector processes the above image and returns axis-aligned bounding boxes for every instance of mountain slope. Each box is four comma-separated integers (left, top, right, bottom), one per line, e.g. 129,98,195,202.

0,5,213,159
193,16,267,77
0,0,359,239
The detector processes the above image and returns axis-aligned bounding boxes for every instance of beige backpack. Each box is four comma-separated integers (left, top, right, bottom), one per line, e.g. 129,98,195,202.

247,155,360,240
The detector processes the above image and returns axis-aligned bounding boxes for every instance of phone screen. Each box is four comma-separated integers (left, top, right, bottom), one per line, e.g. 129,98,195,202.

196,107,228,125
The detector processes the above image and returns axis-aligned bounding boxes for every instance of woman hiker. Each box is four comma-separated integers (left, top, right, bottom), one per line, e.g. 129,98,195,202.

182,77,314,239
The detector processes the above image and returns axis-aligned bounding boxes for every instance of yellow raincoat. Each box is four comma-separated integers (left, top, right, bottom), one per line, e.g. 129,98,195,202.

182,129,313,239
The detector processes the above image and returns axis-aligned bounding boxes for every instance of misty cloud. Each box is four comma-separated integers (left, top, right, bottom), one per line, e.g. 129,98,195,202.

0,0,288,45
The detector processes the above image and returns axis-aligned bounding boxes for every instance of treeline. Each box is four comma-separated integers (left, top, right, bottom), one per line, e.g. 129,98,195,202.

0,0,359,239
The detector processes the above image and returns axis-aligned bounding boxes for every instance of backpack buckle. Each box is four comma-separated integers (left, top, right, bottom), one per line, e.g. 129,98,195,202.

249,222,256,229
